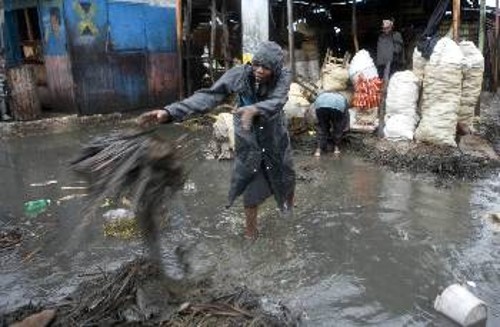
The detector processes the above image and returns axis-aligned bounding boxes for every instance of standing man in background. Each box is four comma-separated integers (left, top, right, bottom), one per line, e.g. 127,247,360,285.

376,18,405,79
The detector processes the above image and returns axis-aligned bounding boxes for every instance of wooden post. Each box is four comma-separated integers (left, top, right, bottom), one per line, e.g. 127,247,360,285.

185,0,192,95
222,0,230,70
23,9,34,42
479,0,486,53
352,0,359,53
287,0,295,78
210,0,217,82
495,0,499,91
453,0,461,42
7,65,41,120
176,0,184,99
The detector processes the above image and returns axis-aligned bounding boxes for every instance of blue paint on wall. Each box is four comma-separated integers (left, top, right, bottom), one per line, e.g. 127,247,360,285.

108,2,176,53
108,2,146,51
3,9,23,66
143,6,176,52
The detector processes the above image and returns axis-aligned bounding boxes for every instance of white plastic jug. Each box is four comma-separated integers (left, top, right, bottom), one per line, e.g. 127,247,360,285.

434,284,487,326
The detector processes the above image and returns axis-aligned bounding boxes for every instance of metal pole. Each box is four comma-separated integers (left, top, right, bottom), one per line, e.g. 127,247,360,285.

287,0,295,78
479,0,486,53
453,0,461,42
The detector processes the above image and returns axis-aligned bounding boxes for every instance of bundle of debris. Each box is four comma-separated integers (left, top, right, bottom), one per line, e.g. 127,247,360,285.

70,129,190,264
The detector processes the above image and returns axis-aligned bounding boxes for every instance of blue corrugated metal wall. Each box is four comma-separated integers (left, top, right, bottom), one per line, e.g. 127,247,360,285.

65,0,179,115
3,0,179,115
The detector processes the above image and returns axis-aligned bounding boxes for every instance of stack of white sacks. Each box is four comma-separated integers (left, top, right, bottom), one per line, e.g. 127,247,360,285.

384,37,484,146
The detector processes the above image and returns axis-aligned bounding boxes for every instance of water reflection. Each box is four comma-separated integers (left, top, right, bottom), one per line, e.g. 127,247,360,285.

0,128,499,326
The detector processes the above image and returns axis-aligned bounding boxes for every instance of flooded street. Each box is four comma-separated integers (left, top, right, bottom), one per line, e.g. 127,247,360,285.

1,125,499,326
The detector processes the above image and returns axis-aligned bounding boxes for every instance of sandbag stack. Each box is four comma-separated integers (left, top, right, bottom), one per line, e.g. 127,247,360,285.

383,71,421,140
458,41,484,130
415,37,464,147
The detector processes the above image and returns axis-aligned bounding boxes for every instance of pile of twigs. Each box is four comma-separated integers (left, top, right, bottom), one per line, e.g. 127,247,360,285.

165,287,298,327
54,258,163,326
71,129,190,263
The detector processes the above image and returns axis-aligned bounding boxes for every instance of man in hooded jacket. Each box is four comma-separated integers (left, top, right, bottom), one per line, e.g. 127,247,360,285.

139,41,296,239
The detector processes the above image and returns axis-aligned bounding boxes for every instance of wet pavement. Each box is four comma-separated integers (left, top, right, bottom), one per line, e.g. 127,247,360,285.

1,124,499,326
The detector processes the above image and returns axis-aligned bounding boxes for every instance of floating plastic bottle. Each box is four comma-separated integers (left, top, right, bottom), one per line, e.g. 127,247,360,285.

23,199,51,218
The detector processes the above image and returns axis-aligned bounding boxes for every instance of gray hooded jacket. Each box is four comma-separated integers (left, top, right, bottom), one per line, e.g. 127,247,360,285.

166,41,295,209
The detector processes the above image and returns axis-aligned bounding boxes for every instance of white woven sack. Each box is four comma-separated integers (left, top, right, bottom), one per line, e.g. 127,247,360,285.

349,50,378,82
384,113,419,140
385,70,420,117
412,49,427,81
415,37,463,147
321,64,349,91
213,113,235,150
459,41,484,127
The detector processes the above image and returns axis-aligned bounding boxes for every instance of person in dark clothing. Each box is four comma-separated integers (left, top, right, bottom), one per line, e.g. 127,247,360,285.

312,91,349,157
139,41,296,240
376,19,405,79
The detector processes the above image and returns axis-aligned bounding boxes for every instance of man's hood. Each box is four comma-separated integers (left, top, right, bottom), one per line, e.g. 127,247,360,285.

252,41,284,78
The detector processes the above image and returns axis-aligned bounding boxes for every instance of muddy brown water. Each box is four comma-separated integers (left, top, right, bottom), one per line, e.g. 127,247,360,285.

0,125,499,326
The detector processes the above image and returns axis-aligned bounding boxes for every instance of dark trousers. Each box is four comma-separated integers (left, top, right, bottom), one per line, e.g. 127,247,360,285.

377,62,399,80
316,107,349,151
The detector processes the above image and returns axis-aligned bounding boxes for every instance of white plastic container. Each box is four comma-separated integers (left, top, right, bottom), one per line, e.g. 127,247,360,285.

434,284,487,326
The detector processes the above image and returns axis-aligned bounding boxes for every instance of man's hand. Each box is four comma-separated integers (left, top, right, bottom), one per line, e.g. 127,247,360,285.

233,106,259,131
137,109,171,127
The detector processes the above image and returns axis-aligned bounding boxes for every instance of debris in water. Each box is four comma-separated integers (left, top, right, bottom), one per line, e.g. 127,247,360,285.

0,228,22,249
29,180,58,187
1,259,300,326
102,208,138,239
70,128,189,265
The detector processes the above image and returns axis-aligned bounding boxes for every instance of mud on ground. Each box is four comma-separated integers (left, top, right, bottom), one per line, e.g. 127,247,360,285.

293,92,500,183
1,258,299,327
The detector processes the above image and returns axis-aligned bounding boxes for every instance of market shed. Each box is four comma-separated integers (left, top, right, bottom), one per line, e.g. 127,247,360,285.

2,0,180,117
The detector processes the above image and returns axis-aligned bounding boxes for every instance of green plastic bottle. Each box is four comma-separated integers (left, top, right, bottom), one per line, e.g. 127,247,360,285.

24,199,51,217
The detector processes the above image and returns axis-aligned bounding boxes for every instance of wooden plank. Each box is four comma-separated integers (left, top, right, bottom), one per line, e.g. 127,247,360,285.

176,0,184,99
479,0,485,53
453,0,461,41
7,65,41,120
352,0,359,53
287,0,294,77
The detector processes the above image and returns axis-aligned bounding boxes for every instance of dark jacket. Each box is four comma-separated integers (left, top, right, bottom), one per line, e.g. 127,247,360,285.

376,31,404,67
166,56,295,209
